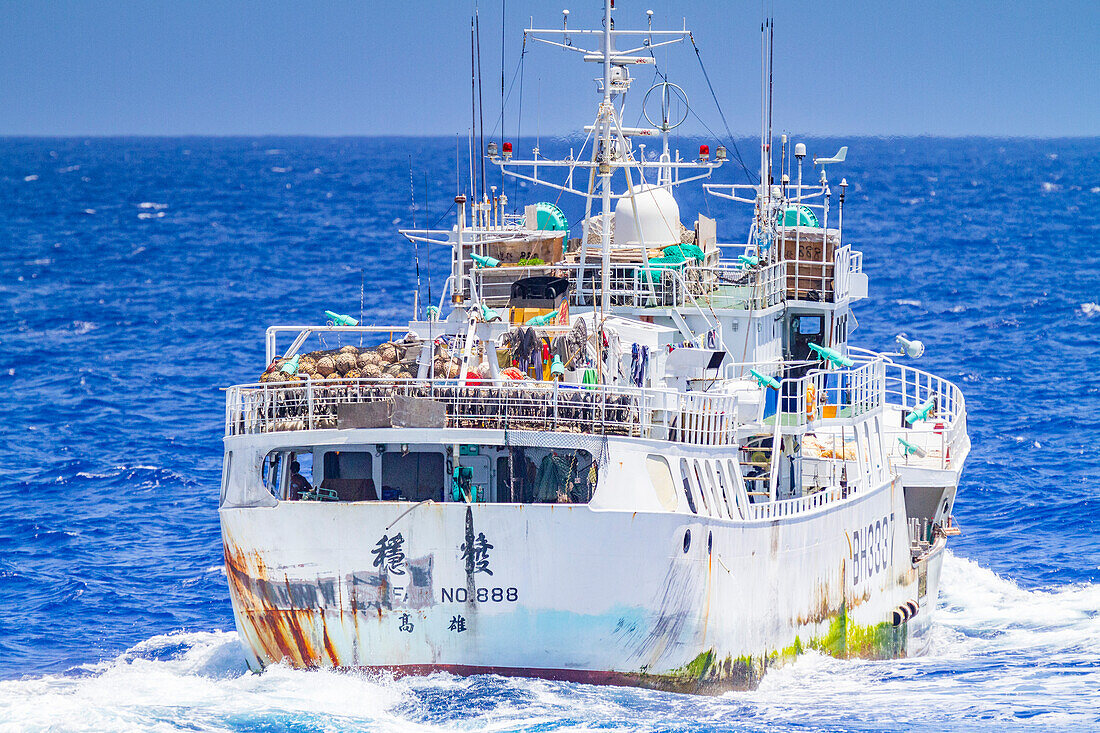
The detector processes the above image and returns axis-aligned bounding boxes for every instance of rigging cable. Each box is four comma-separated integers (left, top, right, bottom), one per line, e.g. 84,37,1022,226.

476,7,487,202
470,18,477,198
689,34,757,184
501,0,506,196
425,169,432,305
487,40,527,206
514,40,526,212
645,43,755,185
409,156,422,318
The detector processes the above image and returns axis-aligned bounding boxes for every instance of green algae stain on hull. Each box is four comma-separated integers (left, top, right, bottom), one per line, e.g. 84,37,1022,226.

631,606,910,695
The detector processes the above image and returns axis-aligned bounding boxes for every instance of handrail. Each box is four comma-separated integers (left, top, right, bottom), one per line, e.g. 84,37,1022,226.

224,378,740,446
470,260,785,314
847,352,969,471
748,486,845,521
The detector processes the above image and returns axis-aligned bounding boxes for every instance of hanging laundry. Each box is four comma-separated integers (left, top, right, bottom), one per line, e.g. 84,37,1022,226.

630,343,649,387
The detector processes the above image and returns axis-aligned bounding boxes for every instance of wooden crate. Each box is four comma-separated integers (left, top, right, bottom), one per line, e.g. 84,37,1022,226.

780,228,838,301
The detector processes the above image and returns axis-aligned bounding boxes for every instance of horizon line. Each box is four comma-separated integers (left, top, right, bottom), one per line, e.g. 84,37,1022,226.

1,133,1097,141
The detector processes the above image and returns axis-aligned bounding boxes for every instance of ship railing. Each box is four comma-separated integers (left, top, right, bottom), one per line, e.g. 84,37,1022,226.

225,378,743,446
747,486,845,521
848,349,969,471
472,261,736,354
774,359,886,432
834,245,852,300
680,261,787,310
849,249,864,275
470,260,785,313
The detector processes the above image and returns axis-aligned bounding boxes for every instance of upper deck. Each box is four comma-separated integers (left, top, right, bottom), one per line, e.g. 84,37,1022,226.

225,340,967,478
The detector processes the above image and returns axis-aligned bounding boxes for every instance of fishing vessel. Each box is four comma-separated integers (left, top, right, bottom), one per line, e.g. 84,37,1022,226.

218,2,969,693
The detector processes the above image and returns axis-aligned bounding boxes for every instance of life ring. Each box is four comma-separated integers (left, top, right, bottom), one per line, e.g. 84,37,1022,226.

806,384,817,420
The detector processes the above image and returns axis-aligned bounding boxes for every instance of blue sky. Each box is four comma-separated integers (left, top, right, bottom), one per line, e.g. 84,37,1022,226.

0,0,1095,137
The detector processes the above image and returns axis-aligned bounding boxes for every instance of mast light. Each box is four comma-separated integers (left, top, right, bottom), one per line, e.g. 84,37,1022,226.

487,141,498,159
716,145,727,161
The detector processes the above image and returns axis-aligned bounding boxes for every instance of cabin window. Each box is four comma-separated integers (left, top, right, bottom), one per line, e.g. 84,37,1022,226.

276,444,596,505
646,455,679,511
710,461,733,519
833,313,848,346
679,458,698,514
718,460,743,518
692,460,713,516
262,451,285,499
219,452,233,506
703,461,728,519
496,447,597,504
382,451,445,502
318,450,376,501
789,314,826,362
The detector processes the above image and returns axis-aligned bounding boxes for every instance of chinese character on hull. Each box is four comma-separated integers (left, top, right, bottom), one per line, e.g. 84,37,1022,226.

372,533,407,575
461,532,494,575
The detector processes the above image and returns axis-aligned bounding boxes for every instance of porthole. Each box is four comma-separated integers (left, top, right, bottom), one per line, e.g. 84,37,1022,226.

707,531,713,555
683,529,691,553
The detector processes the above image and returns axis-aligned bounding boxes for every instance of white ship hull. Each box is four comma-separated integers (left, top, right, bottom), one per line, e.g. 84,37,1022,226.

221,451,945,692
215,3,968,692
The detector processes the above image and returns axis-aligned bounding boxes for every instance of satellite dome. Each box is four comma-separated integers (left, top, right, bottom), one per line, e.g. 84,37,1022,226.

612,184,681,249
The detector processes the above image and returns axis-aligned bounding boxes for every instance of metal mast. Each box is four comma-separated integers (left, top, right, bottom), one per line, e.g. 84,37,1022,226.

599,0,613,326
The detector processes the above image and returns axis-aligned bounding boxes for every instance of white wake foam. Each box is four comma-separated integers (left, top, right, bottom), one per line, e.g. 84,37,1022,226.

730,552,1100,730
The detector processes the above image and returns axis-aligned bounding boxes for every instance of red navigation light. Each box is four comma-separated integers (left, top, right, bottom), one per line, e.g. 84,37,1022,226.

502,142,512,153
699,144,710,161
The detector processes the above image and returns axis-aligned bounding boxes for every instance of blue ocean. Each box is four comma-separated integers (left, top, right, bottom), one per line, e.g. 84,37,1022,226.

0,136,1098,731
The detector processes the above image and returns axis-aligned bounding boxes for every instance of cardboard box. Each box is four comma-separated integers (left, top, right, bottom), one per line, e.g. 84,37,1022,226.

484,235,565,265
